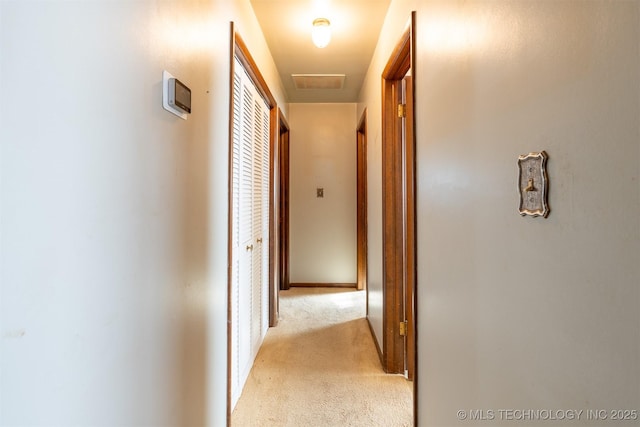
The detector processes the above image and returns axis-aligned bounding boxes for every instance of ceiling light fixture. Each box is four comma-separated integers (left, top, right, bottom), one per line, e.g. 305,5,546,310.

311,18,331,48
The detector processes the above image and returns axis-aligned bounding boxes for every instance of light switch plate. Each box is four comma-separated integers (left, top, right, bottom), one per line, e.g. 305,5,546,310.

518,151,549,217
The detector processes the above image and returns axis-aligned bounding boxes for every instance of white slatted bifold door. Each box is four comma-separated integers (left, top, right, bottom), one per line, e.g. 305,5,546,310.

260,99,270,333
230,56,270,409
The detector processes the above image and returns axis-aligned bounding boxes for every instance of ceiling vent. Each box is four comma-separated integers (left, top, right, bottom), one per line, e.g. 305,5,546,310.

292,74,346,90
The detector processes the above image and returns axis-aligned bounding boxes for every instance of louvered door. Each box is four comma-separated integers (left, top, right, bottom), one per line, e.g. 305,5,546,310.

230,57,270,409
259,100,270,331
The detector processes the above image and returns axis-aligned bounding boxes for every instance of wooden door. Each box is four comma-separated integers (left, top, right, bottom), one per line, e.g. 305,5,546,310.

278,120,290,291
401,75,415,381
357,111,368,292
381,18,415,381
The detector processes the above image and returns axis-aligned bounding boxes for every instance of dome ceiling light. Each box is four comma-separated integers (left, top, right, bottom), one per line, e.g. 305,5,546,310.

311,18,331,48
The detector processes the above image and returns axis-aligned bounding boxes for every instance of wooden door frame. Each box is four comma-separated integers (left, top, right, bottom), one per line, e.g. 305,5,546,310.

403,74,416,382
357,110,368,294
278,111,290,292
381,12,416,383
227,23,278,424
269,109,289,326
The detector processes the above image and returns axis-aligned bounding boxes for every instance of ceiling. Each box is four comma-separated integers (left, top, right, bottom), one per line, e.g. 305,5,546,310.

250,0,391,103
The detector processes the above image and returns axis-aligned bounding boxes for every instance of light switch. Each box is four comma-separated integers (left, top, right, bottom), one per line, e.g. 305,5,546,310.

317,188,324,198
518,151,549,217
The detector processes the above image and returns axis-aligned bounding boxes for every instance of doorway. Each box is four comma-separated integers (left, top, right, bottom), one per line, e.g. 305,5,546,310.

381,13,416,387
357,110,368,293
278,112,290,292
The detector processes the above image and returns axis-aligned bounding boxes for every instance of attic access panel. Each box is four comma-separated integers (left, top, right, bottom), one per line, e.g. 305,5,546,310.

291,74,346,90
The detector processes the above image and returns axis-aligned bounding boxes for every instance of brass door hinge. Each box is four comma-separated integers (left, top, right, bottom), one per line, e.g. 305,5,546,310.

397,103,406,118
399,320,408,336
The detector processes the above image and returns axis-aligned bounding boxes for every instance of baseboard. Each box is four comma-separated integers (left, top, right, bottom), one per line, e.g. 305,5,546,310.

367,316,384,367
288,282,357,288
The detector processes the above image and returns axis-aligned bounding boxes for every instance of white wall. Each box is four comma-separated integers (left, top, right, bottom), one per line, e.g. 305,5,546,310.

0,1,286,426
289,103,357,284
361,0,640,425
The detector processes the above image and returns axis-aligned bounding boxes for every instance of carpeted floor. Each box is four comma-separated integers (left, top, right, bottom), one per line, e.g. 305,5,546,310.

231,287,414,427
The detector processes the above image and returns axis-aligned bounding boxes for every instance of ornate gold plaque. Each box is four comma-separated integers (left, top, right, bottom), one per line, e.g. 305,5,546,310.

518,151,549,218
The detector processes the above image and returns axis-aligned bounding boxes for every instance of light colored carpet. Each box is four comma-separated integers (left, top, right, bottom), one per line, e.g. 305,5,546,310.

231,287,414,427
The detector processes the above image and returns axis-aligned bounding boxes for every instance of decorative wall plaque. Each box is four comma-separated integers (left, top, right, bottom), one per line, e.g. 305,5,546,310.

518,151,549,217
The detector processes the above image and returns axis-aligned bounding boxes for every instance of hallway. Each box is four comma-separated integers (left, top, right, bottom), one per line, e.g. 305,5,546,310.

2,2,639,426
231,288,413,427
